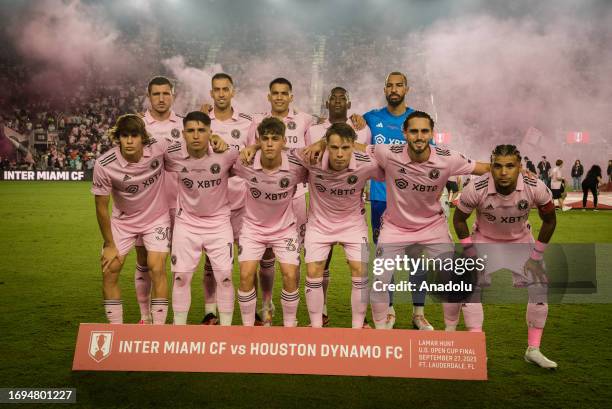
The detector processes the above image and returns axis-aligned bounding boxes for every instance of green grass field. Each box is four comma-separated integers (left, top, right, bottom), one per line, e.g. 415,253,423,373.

1,182,611,408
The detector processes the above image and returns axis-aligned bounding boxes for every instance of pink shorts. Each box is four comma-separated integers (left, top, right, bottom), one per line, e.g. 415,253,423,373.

292,195,307,247
378,216,452,245
171,220,234,273
239,225,300,265
230,206,245,241
304,227,369,263
136,207,175,247
472,232,537,287
111,213,171,257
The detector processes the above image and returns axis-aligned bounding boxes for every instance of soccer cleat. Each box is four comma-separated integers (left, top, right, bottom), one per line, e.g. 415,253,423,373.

322,314,330,327
412,314,434,330
562,205,571,212
445,325,457,332
138,319,151,325
386,305,396,329
254,312,264,326
524,347,558,369
362,317,372,329
201,313,219,325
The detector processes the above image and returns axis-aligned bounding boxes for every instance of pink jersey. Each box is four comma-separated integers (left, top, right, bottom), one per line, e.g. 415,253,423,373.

369,144,476,233
143,110,184,209
210,109,254,211
249,109,313,198
294,149,384,235
164,140,239,230
91,139,168,230
457,173,552,242
233,149,307,236
306,119,371,145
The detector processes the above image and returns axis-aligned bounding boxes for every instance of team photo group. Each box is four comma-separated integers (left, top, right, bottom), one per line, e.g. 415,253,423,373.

93,71,558,370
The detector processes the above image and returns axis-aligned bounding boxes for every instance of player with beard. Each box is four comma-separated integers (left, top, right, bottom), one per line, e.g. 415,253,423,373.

199,73,254,325
452,144,558,369
133,76,184,324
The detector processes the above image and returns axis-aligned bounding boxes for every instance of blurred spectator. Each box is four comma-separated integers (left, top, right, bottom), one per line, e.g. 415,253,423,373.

571,159,584,190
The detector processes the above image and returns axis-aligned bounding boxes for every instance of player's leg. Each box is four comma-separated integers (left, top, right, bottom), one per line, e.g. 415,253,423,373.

293,195,308,286
142,218,171,325
370,242,403,329
370,200,397,324
322,247,333,324
170,222,202,325
305,259,325,328
134,244,152,324
102,221,135,324
272,229,301,327
342,239,370,329
201,256,218,324
204,226,235,326
237,235,266,326
258,247,276,326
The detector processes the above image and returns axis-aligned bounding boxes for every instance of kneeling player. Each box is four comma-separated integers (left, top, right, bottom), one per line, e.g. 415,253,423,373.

165,111,236,325
233,117,307,327
294,123,383,328
92,114,171,324
452,144,558,369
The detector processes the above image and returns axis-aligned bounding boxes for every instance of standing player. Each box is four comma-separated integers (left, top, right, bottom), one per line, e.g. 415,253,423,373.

132,76,184,324
452,144,558,369
234,117,307,327
297,123,383,328
165,111,236,326
92,114,171,324
199,73,254,325
305,86,371,324
248,78,314,325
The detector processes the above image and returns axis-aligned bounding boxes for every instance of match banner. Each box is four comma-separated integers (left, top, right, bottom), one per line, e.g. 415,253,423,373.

1,170,92,181
73,324,487,380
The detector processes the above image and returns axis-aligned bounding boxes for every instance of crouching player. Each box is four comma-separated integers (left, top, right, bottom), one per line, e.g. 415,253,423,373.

294,123,383,328
452,144,558,369
165,111,235,325
92,114,171,324
233,117,307,327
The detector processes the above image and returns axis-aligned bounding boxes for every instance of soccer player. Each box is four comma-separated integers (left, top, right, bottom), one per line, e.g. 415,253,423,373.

199,73,254,325
234,117,307,327
132,76,184,324
305,111,490,330
248,78,314,325
452,144,558,369
165,111,236,326
297,123,383,328
305,86,372,324
92,114,171,324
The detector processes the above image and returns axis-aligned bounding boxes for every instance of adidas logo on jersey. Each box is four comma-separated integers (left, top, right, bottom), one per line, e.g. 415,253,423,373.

486,204,494,210
376,122,383,128
123,175,131,181
181,167,188,173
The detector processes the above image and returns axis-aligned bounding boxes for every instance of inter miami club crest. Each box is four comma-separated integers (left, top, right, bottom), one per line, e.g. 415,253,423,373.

250,187,262,198
210,164,221,174
287,121,296,130
280,177,290,188
182,178,193,189
395,178,409,190
171,255,177,265
126,184,139,194
88,331,113,363
231,129,241,139
347,175,358,185
518,199,529,211
429,168,440,180
171,128,180,139
150,159,160,169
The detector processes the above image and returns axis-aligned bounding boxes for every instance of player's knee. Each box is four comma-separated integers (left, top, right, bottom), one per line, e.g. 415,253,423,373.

173,273,191,288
